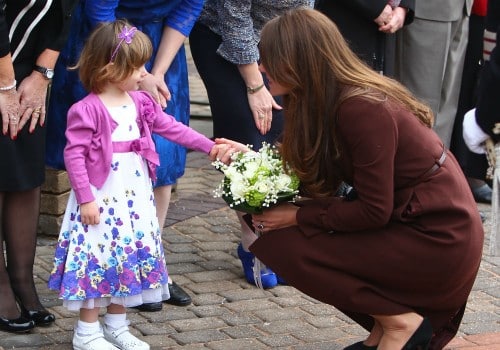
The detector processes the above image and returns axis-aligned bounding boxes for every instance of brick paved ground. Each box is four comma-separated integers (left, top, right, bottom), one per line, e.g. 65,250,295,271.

0,42,497,350
0,151,498,350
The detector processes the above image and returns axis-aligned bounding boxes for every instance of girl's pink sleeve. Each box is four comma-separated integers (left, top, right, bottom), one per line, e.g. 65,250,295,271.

64,102,96,204
147,93,215,153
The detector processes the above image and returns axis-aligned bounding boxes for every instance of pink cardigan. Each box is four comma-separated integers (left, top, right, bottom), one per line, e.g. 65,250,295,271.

64,91,215,204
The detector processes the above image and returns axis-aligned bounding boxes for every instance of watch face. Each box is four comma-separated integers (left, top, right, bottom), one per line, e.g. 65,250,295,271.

45,70,54,79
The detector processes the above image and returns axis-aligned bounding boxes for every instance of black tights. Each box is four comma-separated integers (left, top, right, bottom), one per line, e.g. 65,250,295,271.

0,187,42,318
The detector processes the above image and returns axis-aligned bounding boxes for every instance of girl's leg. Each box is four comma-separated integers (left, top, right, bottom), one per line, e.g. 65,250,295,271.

78,307,101,324
74,307,119,350
103,303,149,350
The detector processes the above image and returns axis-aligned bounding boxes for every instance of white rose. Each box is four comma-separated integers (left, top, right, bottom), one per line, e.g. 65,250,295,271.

243,160,259,179
253,179,272,196
275,174,292,191
224,166,239,180
230,180,247,200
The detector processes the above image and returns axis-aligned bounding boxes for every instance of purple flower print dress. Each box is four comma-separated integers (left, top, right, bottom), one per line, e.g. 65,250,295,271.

48,104,170,311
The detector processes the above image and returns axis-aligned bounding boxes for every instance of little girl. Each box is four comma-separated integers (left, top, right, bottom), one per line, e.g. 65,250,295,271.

47,20,234,350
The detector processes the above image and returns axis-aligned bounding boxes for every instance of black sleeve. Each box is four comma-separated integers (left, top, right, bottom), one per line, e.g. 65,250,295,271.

476,0,500,143
0,0,11,58
315,0,387,21
400,0,415,25
37,0,77,54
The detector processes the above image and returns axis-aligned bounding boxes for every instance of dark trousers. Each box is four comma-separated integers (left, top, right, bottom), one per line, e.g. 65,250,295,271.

450,14,489,180
189,23,284,150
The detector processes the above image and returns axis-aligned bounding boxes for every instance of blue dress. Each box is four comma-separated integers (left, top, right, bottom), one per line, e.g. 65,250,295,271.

45,0,203,186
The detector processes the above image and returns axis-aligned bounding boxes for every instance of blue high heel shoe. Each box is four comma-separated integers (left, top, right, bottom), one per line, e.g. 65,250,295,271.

237,244,277,289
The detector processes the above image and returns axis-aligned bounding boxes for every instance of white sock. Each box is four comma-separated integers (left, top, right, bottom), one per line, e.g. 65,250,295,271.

104,313,128,331
76,320,101,336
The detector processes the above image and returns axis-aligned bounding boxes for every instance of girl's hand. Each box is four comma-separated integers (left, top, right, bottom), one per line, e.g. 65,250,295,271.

248,87,282,135
0,89,20,138
209,138,250,163
17,73,49,134
251,202,299,233
139,72,171,109
80,201,100,225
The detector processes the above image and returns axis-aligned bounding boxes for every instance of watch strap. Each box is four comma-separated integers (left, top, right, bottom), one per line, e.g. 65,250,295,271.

34,65,54,79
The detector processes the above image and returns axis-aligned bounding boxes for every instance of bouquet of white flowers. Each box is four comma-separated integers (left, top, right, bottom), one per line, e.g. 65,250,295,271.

212,142,300,214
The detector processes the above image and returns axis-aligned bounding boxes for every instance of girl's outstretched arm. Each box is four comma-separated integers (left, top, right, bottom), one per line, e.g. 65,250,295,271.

210,138,252,164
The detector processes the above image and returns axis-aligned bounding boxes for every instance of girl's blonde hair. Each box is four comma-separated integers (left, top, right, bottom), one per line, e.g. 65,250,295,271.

259,7,434,197
72,19,152,93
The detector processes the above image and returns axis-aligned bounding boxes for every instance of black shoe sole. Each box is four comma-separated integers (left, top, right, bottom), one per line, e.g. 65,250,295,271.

131,302,163,312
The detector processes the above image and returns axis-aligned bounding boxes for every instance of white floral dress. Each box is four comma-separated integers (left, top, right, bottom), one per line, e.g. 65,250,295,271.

48,104,170,311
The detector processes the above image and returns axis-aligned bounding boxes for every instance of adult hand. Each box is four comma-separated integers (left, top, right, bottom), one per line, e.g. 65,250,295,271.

139,72,171,109
379,7,407,33
248,87,282,135
17,73,49,134
252,202,299,233
80,201,100,225
374,4,393,27
0,89,20,138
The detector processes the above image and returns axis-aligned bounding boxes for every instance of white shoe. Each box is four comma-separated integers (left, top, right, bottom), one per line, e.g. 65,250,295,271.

103,324,150,350
73,330,120,350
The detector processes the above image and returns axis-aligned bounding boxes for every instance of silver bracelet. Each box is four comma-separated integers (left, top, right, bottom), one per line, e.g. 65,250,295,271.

0,80,16,91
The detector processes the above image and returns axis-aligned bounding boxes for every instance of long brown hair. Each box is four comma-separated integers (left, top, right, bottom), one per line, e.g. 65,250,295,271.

259,8,433,196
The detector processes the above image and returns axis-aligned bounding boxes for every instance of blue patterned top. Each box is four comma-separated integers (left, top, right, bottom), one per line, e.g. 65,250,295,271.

198,0,310,65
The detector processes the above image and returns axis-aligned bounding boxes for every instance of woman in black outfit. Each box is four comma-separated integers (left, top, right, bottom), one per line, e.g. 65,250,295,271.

314,0,414,76
0,0,76,333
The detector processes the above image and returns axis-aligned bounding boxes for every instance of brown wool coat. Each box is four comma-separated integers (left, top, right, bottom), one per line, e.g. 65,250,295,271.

250,96,484,350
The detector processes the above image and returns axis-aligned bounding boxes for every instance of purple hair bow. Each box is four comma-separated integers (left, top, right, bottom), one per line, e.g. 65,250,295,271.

109,26,138,62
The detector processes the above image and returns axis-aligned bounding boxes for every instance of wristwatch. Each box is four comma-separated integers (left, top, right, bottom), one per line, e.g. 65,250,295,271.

34,65,54,80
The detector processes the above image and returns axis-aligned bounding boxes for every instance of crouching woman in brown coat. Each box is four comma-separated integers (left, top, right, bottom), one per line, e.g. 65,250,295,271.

218,8,484,350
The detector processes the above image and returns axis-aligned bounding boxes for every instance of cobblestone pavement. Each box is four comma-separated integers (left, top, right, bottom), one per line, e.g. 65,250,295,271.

0,151,498,350
1,42,498,349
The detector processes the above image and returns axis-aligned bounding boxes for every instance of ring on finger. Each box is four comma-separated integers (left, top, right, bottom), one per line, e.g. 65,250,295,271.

258,113,265,120
257,222,265,230
34,107,42,113
9,115,18,124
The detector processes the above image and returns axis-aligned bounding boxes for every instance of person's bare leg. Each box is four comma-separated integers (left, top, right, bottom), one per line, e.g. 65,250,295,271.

237,211,258,251
106,303,126,315
153,184,173,283
373,312,426,349
364,319,384,347
153,184,191,305
154,184,172,231
79,307,100,323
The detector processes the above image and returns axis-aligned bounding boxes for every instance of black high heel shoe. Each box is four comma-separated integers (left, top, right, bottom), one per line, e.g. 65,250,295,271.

0,315,35,333
18,303,56,326
343,341,377,349
402,317,433,350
